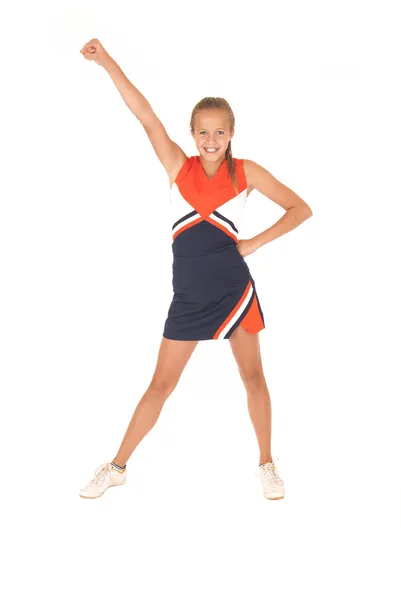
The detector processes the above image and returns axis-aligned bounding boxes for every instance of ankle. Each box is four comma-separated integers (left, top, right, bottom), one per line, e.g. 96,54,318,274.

111,459,126,470
259,458,273,466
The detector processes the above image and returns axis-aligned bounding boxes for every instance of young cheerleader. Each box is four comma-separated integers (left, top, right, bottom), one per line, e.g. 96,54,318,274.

78,38,312,501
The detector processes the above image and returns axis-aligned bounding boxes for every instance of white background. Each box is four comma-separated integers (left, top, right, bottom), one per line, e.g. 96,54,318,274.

1,0,400,597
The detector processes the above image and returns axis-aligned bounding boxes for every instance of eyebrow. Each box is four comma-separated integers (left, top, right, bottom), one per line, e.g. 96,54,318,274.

196,127,226,131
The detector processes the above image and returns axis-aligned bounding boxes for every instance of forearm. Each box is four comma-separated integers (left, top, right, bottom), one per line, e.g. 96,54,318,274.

253,206,312,249
102,56,156,126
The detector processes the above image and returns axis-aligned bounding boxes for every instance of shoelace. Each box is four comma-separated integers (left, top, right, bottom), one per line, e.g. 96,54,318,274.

91,463,113,486
255,458,282,484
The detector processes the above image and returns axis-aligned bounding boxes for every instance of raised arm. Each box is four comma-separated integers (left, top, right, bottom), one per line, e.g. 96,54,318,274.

80,39,187,184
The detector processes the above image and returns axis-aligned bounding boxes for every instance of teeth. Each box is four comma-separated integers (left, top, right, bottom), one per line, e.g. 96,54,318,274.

205,148,218,152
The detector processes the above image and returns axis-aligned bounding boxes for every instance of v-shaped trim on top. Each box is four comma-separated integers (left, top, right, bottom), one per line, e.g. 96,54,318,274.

195,155,227,183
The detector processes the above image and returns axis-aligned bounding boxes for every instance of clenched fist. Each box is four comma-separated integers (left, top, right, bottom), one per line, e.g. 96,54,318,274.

80,38,110,67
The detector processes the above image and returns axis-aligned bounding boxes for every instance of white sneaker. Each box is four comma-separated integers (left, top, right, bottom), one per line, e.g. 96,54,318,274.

79,462,127,499
256,458,285,500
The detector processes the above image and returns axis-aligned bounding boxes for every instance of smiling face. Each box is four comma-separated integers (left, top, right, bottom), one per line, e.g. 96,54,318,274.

191,109,234,162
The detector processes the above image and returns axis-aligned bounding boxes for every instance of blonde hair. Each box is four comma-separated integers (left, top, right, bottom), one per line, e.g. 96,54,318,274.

190,97,239,195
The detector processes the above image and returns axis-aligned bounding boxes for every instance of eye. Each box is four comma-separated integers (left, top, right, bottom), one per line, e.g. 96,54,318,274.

217,131,224,135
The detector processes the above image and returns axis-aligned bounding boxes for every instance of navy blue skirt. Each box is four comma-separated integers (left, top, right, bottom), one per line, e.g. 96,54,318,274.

163,242,264,341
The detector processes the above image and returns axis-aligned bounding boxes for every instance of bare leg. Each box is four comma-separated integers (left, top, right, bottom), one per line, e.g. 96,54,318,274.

229,326,272,465
112,336,198,466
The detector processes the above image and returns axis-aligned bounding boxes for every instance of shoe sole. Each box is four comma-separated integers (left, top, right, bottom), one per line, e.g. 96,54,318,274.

79,480,126,499
264,494,285,500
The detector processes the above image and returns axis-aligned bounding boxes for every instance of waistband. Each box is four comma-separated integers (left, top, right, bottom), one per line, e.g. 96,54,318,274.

172,244,245,266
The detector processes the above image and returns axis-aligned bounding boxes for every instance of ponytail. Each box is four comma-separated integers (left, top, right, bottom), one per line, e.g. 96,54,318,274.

225,140,239,195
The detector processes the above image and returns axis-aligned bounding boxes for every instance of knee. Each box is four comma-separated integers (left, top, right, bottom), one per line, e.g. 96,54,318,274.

148,376,177,398
240,368,265,391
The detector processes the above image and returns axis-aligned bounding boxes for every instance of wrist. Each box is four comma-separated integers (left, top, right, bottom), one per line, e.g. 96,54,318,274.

101,53,115,71
253,235,264,250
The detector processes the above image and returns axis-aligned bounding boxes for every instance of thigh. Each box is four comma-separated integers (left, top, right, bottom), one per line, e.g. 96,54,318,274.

228,326,264,381
150,336,199,390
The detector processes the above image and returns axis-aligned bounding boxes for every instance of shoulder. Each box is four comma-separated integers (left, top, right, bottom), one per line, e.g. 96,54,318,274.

169,155,195,188
242,159,276,194
235,158,256,194
242,159,256,185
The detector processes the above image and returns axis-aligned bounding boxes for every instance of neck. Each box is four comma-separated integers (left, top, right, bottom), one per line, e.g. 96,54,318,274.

198,155,226,179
